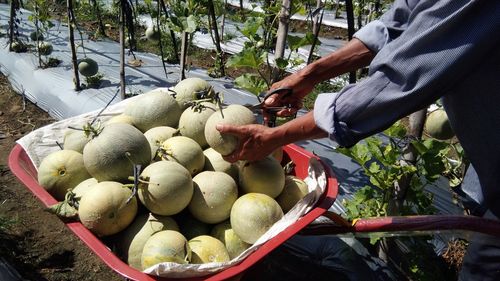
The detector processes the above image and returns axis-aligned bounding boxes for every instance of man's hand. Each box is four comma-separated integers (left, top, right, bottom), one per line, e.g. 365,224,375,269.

216,123,278,163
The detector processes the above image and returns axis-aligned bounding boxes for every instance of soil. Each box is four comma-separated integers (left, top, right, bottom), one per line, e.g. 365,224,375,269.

0,73,123,281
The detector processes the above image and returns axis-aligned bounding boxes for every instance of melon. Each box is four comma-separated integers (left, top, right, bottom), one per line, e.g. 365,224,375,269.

37,150,92,201
63,129,90,153
71,177,98,200
188,235,230,264
106,114,135,126
118,213,179,269
425,109,455,140
188,171,238,224
177,212,212,240
276,176,309,212
30,31,44,41
124,89,182,132
230,193,283,244
145,26,161,41
38,41,53,56
172,77,216,109
203,147,239,181
78,58,99,77
159,136,205,175
83,123,151,182
178,102,217,148
137,161,193,216
211,221,251,259
271,146,284,163
239,156,285,198
78,181,138,237
204,104,256,156
141,230,191,270
143,126,178,160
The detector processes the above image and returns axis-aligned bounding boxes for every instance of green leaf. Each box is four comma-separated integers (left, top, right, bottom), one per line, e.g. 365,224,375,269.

226,47,265,69
237,17,264,40
234,74,267,95
287,32,317,51
384,121,407,138
185,15,198,33
368,162,381,174
275,57,288,69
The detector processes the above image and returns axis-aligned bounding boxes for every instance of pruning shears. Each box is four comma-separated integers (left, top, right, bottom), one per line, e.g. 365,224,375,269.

245,87,294,127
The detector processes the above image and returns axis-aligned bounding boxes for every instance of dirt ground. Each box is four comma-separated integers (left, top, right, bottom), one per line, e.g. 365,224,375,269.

0,73,123,281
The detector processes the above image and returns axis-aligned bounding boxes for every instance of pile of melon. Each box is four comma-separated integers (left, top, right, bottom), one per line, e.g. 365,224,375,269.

36,78,310,272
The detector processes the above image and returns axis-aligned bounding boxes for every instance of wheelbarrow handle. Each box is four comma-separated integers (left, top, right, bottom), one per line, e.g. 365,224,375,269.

302,211,500,237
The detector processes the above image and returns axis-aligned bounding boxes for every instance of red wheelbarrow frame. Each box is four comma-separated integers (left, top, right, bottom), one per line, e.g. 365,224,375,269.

8,143,338,281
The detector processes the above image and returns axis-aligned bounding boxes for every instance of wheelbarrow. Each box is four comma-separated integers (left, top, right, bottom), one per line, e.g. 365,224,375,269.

8,143,500,280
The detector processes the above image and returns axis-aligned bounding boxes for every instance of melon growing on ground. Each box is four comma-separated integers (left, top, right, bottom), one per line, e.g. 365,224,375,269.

63,129,90,153
137,161,193,216
188,171,238,224
239,156,285,198
37,150,91,201
203,147,239,181
230,193,283,244
204,104,256,156
78,58,99,77
30,31,44,41
145,26,160,41
141,230,191,270
211,220,251,259
425,109,455,140
118,213,179,269
276,176,309,212
178,102,217,148
38,41,53,56
159,136,205,175
78,181,138,237
124,89,182,132
172,77,215,109
188,235,230,264
83,123,151,182
143,126,178,160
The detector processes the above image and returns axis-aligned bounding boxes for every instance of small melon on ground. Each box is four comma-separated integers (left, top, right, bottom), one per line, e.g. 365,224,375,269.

188,235,230,264
78,181,138,237
230,193,283,244
178,102,217,148
124,89,182,132
425,109,455,140
276,175,309,213
172,77,216,110
239,156,285,198
137,161,193,216
30,31,44,41
211,220,251,259
143,126,178,160
203,147,239,181
38,41,53,56
118,213,179,270
141,230,191,270
188,171,238,224
159,136,205,175
37,150,92,201
78,58,99,77
204,104,256,156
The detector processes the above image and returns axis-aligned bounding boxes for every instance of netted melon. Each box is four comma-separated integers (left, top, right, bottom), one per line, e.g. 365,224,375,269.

203,147,239,181
159,136,205,175
141,230,191,270
276,176,309,212
176,212,212,240
172,77,216,110
188,235,230,264
178,102,217,148
143,126,178,160
211,220,251,259
63,129,90,153
71,177,98,200
105,114,135,126
239,156,285,198
425,109,455,140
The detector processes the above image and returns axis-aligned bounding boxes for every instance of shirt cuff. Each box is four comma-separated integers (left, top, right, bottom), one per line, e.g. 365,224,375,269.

353,20,390,54
313,92,342,144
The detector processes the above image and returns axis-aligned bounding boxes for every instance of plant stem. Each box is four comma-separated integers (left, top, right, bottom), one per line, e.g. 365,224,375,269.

67,0,81,90
119,0,126,100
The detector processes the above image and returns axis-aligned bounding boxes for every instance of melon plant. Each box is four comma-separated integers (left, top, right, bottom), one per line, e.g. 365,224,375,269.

78,57,99,77
204,104,256,156
78,181,138,237
106,114,135,126
71,177,98,200
239,156,285,198
230,193,284,244
188,171,238,224
143,126,178,160
141,230,191,270
211,220,251,259
188,235,230,264
203,147,239,181
37,150,92,201
425,109,455,140
38,41,53,56
276,176,309,213
137,161,193,216
30,31,44,41
83,123,151,182
118,213,179,270
159,136,205,175
145,26,160,41
63,129,90,153
124,89,182,132
172,77,216,109
178,102,217,148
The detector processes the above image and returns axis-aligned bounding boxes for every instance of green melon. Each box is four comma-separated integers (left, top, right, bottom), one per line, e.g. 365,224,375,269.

141,230,191,270
230,193,283,244
71,177,98,200
38,41,53,56
239,156,285,198
83,123,151,182
78,58,99,77
188,235,230,264
188,171,238,224
276,176,309,213
204,104,256,156
37,150,92,201
63,129,90,153
172,77,216,110
143,126,178,160
179,102,217,148
203,147,239,181
211,221,251,259
78,181,138,237
425,109,455,140
137,161,193,216
105,114,135,126
176,212,212,240
30,31,44,41
124,89,182,132
159,136,205,175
